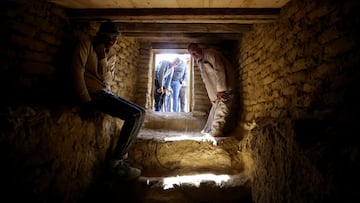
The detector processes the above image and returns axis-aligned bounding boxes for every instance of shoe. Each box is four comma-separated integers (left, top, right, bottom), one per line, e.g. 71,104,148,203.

111,159,141,181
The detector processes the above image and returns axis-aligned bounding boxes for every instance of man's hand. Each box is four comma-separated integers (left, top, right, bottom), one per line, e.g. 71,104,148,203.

157,87,163,94
217,91,231,101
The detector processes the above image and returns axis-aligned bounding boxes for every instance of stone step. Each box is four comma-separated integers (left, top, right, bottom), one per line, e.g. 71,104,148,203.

143,112,207,132
90,117,254,203
115,114,254,202
130,129,245,177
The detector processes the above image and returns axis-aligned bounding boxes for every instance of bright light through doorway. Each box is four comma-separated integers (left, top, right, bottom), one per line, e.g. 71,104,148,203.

154,53,191,113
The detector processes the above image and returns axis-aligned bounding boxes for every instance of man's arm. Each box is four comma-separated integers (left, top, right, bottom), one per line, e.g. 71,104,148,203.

157,61,172,88
180,65,188,84
164,66,174,89
71,40,92,102
208,50,228,93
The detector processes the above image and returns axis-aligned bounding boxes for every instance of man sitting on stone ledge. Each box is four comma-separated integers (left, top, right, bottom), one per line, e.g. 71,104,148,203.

71,20,145,181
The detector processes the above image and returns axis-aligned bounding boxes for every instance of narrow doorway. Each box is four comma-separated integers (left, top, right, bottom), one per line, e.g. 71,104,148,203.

152,50,192,112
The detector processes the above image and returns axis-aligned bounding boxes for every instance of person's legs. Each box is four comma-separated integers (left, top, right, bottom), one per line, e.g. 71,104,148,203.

179,86,186,112
222,94,238,134
201,102,216,134
91,91,145,159
164,92,172,112
211,96,233,137
154,81,163,111
90,91,145,180
171,80,181,112
159,92,165,111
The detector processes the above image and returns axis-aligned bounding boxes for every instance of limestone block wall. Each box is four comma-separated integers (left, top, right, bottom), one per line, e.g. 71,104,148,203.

135,41,153,109
0,0,71,103
240,0,359,122
113,37,141,100
237,0,360,202
0,0,142,202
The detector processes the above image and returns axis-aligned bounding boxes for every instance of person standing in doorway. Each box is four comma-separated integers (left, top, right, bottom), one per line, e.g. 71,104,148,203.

71,20,145,180
154,58,181,112
178,57,189,112
170,58,186,112
187,43,236,137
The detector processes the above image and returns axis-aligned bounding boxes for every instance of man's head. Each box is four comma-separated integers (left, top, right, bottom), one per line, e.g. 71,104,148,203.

171,57,181,67
187,43,203,60
97,20,120,48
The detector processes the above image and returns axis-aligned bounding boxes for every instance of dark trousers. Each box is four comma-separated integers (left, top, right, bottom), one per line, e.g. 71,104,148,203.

90,91,145,159
154,80,165,111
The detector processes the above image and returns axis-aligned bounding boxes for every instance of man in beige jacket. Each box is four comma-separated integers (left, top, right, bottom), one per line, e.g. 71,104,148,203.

188,43,236,137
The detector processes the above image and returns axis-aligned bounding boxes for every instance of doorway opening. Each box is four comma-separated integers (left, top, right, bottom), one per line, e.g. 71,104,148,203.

152,50,192,113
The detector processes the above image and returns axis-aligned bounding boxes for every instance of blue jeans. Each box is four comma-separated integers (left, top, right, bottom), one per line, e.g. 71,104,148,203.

90,91,145,159
171,80,181,112
179,86,187,112
164,94,172,112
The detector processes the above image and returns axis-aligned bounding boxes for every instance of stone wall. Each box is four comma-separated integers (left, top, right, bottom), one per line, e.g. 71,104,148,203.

239,0,359,122
238,0,360,202
0,106,121,202
0,0,142,202
113,37,141,100
136,41,153,109
0,0,71,104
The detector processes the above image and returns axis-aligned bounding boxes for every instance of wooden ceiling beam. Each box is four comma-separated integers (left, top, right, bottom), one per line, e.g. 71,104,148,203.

122,32,242,44
149,42,237,50
122,32,242,39
67,8,278,44
116,23,252,33
67,8,280,23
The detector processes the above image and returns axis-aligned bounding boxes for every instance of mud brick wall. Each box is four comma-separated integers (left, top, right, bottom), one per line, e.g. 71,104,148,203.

238,0,360,202
136,41,153,109
0,0,71,104
0,0,142,202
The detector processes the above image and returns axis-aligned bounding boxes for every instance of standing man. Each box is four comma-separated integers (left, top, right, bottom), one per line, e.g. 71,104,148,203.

154,58,180,112
170,58,186,112
187,43,236,137
71,20,145,180
178,57,189,112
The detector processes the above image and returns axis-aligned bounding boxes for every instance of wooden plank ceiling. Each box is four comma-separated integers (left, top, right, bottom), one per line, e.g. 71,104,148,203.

49,0,290,45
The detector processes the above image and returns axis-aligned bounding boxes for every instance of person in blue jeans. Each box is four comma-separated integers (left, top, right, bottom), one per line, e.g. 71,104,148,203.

71,20,145,180
178,60,189,112
154,58,180,111
164,87,173,112
170,58,186,112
